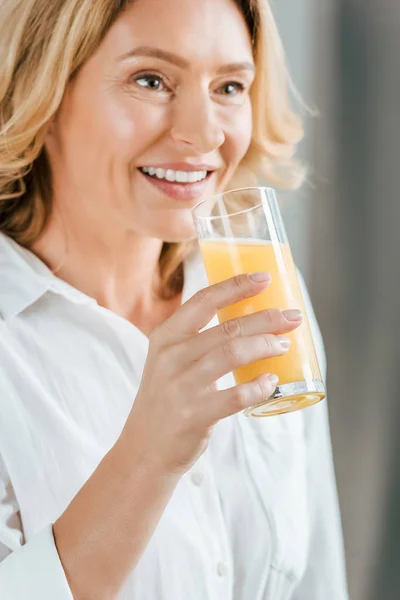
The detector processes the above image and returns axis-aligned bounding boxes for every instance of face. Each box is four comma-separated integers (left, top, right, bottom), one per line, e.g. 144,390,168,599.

46,0,255,242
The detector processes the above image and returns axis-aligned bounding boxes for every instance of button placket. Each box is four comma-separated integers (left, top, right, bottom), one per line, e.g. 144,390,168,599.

187,453,233,599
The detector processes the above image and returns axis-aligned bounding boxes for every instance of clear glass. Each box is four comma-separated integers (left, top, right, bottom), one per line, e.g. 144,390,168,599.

192,187,326,417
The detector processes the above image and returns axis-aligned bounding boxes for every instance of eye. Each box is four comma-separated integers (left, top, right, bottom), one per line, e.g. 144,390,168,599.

218,82,245,96
133,73,169,92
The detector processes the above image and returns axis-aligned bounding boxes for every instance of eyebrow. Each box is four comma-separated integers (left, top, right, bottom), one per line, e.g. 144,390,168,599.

118,46,255,74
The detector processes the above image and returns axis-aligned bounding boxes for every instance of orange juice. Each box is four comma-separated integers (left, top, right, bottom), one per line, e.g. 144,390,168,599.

199,238,325,414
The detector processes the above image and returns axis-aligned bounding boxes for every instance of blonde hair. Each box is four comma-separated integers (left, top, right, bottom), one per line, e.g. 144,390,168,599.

0,0,304,298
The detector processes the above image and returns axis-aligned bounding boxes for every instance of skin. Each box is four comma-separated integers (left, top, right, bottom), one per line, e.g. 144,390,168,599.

31,0,306,598
34,0,256,330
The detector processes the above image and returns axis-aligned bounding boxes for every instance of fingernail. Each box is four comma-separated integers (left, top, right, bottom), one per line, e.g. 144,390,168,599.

268,374,279,386
249,272,271,283
283,309,303,322
279,337,291,350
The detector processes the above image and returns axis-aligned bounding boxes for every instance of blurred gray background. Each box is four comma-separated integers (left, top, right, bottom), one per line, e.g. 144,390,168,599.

273,1,400,599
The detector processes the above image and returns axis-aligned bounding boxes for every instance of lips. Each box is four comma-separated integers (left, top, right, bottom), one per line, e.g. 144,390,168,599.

140,166,208,184
139,169,214,201
137,163,217,201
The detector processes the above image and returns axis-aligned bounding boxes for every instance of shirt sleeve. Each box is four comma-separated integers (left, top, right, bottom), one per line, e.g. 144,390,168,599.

292,273,349,599
0,455,74,600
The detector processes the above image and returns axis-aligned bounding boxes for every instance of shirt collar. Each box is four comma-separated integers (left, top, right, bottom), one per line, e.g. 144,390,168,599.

0,233,96,321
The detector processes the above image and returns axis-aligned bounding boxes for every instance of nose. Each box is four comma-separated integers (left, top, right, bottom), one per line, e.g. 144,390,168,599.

170,89,225,154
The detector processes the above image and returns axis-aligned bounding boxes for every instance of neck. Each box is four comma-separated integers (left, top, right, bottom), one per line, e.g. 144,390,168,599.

32,209,174,323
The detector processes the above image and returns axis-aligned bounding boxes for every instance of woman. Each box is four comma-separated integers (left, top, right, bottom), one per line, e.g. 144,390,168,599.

0,0,348,598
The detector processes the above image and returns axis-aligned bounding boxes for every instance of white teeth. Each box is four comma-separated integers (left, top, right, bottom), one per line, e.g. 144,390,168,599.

186,172,196,183
140,167,208,183
176,171,187,183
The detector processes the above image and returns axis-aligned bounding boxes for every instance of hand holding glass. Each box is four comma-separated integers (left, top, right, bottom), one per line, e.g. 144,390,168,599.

192,187,326,417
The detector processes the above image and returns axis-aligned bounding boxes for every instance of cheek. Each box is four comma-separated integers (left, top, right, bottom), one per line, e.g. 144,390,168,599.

223,103,253,165
98,98,168,163
63,83,167,169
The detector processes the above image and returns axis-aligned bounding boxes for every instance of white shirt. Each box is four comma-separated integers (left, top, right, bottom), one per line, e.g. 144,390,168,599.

0,233,348,599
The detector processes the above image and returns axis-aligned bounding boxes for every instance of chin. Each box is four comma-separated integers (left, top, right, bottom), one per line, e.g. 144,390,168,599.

162,228,198,244
147,216,198,244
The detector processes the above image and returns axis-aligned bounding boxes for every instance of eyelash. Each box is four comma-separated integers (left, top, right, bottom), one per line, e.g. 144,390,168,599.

132,72,171,93
131,72,247,98
218,82,245,96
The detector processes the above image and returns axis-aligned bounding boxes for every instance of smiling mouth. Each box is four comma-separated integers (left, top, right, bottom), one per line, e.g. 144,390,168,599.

138,166,213,184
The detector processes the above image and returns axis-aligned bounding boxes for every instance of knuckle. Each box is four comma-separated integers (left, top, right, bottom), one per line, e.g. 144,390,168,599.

222,340,242,365
230,386,248,411
221,318,241,339
149,319,174,349
177,404,195,428
167,379,194,419
195,287,212,307
233,274,249,294
233,274,242,290
262,334,275,354
149,324,162,347
197,355,213,377
263,309,277,330
257,378,271,400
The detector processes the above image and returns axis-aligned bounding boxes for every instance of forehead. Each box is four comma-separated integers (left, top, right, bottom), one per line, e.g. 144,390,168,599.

101,0,254,68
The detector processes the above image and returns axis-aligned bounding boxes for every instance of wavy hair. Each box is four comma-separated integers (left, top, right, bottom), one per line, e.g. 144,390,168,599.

0,0,304,298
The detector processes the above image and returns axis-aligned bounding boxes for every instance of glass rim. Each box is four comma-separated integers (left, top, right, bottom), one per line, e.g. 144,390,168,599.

192,186,276,222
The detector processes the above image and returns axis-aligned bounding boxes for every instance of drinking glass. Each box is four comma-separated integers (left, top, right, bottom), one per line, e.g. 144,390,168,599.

192,186,326,417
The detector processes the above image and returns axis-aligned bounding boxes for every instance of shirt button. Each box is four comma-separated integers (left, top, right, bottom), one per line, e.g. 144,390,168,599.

191,471,205,486
217,562,229,577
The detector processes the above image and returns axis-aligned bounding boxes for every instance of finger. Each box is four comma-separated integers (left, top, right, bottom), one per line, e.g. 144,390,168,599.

189,333,291,386
206,373,279,422
181,308,303,363
155,273,272,346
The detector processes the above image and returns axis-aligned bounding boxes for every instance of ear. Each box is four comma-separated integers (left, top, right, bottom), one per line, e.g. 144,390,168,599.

43,111,61,150
43,116,59,156
45,115,57,137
